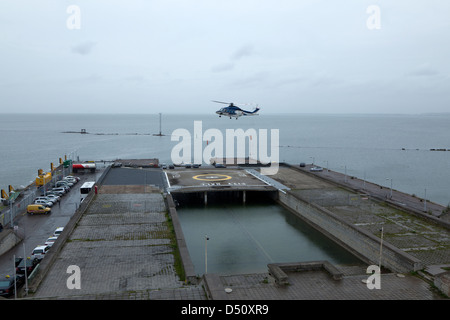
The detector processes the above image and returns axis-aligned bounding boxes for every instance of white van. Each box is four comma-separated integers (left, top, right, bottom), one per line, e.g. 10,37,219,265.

53,227,64,237
31,245,50,260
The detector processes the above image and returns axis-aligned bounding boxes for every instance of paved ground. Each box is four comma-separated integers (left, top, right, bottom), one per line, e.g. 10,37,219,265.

102,166,166,188
271,165,450,269
298,164,449,220
218,268,442,300
32,186,206,299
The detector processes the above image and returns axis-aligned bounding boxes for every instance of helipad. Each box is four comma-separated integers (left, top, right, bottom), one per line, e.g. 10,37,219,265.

192,174,232,181
165,168,276,193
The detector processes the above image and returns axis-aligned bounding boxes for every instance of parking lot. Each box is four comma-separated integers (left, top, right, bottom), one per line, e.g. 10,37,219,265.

31,181,204,299
0,168,105,297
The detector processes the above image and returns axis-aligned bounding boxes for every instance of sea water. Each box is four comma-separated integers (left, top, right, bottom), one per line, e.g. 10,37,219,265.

177,200,362,275
0,112,449,205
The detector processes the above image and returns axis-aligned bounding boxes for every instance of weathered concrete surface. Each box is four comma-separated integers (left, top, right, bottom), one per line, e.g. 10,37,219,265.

217,268,442,300
434,272,450,297
32,186,204,299
271,166,450,270
0,229,22,256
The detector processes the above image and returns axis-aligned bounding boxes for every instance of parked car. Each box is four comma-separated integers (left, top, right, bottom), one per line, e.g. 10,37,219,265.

66,175,79,180
53,227,64,237
169,164,175,169
44,236,58,247
45,194,61,202
34,199,53,207
46,191,61,197
48,189,65,196
55,180,73,188
16,258,39,274
14,257,23,267
66,175,80,182
54,183,70,192
34,196,57,205
56,180,73,188
27,204,51,215
0,275,24,298
215,163,226,168
31,245,50,261
64,177,78,184
51,187,67,195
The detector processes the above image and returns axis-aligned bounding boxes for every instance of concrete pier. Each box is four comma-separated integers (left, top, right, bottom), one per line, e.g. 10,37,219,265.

272,165,450,271
9,160,448,300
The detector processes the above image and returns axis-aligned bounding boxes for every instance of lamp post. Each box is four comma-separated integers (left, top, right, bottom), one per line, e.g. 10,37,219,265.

23,243,28,296
424,188,427,212
363,171,366,190
9,200,13,228
379,227,384,271
205,235,209,274
386,178,392,199
13,255,17,299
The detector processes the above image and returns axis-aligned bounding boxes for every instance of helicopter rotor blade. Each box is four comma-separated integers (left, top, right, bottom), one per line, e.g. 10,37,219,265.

212,100,232,105
212,100,259,109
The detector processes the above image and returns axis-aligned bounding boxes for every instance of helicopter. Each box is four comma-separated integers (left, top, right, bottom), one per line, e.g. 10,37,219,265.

212,100,260,119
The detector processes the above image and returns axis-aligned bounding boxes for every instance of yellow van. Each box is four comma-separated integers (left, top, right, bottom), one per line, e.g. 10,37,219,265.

27,204,51,215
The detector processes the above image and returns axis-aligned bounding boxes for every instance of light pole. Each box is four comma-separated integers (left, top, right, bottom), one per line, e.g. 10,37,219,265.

386,178,392,199
9,200,13,228
205,235,209,274
363,171,366,190
379,227,384,271
424,188,427,212
23,243,28,296
13,255,17,299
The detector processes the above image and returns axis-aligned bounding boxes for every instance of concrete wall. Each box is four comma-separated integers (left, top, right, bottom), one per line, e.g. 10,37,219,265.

277,190,423,273
0,229,23,256
434,272,450,297
166,194,197,284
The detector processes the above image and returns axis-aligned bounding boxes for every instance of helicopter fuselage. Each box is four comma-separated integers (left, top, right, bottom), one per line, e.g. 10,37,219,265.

215,106,259,119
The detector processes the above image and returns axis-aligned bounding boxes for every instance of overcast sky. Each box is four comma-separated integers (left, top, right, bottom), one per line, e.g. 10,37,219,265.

0,1,449,114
